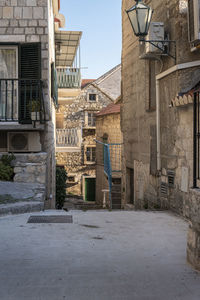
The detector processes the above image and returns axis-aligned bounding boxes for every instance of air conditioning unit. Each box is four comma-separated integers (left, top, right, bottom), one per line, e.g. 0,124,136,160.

8,132,41,152
145,22,164,54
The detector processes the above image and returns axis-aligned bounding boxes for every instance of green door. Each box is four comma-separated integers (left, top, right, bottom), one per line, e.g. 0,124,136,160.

85,178,96,202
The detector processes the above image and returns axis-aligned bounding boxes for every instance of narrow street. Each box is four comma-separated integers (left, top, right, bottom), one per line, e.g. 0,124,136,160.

0,210,200,300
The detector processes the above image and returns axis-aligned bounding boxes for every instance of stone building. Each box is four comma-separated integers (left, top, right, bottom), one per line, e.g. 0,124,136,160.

56,65,121,201
95,98,122,209
0,0,65,212
122,0,200,270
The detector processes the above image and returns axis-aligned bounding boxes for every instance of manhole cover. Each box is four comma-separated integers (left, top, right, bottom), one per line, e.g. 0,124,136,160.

27,215,73,224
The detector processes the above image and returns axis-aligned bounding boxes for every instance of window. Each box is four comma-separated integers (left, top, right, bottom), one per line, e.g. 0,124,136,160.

67,176,76,183
0,43,41,123
88,93,97,102
0,46,18,120
88,112,96,126
84,111,96,127
85,146,96,163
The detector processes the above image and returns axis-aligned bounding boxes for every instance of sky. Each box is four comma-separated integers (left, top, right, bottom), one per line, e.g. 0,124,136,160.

60,0,122,80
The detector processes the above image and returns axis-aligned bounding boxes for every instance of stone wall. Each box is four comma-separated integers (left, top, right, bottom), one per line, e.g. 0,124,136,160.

122,0,200,269
96,113,122,205
56,84,112,196
0,0,56,207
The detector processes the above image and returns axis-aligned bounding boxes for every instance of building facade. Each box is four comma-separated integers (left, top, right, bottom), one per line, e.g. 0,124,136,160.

96,99,122,208
56,65,121,201
122,0,200,270
0,0,65,210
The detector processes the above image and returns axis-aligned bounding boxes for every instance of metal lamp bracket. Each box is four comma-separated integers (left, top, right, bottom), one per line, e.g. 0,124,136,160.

141,39,176,63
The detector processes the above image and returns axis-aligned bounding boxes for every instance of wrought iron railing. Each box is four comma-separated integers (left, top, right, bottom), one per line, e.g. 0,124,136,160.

56,67,81,89
0,79,45,124
96,140,122,209
56,128,81,147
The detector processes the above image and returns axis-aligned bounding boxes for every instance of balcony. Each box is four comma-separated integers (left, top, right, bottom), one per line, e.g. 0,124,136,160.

0,79,45,125
57,68,81,89
56,128,81,151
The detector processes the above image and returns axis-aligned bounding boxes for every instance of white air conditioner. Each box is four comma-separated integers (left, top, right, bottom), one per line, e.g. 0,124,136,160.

145,22,164,54
8,132,41,152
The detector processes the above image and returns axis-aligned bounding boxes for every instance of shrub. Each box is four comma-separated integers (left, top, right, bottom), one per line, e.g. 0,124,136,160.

0,154,16,181
56,167,67,209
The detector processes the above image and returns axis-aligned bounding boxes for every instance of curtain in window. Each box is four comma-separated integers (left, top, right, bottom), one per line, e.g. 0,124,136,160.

0,48,17,120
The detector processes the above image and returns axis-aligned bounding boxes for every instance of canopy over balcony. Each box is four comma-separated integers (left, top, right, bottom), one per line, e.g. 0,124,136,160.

55,31,82,67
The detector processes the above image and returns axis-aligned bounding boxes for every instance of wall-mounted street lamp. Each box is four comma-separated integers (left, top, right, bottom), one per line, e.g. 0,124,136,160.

126,0,176,62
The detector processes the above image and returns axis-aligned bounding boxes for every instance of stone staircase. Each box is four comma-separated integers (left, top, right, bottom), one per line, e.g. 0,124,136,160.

111,178,122,209
63,195,102,211
0,181,45,216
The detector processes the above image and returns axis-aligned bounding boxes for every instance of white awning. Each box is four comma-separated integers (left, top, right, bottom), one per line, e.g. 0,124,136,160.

55,31,82,67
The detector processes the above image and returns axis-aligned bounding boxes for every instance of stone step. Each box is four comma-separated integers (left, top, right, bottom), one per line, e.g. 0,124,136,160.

0,201,44,216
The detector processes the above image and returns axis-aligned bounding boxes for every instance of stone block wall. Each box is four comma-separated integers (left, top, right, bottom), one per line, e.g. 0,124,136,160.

0,0,56,207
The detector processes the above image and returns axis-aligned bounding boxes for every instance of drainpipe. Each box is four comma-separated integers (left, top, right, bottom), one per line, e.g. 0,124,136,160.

156,60,200,172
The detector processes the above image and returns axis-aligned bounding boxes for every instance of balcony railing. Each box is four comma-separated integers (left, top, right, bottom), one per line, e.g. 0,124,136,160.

56,128,81,147
57,67,81,89
0,79,45,124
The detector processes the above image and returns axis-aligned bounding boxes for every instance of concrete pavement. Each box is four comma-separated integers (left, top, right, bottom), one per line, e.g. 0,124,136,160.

0,210,200,300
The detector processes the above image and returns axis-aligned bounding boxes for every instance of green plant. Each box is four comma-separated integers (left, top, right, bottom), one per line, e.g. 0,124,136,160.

56,167,67,209
0,154,16,181
29,99,41,112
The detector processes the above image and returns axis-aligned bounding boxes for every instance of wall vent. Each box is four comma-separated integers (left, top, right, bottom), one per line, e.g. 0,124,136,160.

160,182,168,197
167,170,175,188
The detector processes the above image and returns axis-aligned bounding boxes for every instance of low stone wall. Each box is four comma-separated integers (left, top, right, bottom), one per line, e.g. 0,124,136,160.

13,153,47,185
0,152,47,203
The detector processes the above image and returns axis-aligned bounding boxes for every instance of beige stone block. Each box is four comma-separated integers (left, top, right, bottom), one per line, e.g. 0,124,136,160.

0,35,25,42
28,20,37,26
10,20,18,26
19,20,27,27
27,0,37,6
0,19,9,27
23,7,32,19
13,28,24,34
26,35,40,42
37,0,47,6
25,27,35,34
11,0,17,5
33,7,43,19
3,7,13,18
14,7,22,19
36,175,46,184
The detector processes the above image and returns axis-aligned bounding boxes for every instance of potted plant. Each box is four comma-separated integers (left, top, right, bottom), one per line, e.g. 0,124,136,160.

29,99,41,121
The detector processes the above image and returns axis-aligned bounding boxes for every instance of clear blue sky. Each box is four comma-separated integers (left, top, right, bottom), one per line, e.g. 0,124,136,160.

60,0,122,80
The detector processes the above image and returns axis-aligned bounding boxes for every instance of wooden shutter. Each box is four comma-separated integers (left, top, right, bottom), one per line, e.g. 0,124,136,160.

19,43,41,79
19,43,41,123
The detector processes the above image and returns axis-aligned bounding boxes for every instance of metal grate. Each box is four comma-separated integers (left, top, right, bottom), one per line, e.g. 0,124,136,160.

27,215,73,224
160,182,168,197
167,170,175,188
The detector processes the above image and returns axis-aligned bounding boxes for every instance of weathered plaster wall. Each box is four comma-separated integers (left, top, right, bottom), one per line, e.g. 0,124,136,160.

122,0,200,269
96,113,122,205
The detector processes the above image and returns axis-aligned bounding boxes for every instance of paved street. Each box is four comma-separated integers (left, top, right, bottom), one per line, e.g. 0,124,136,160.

0,210,200,300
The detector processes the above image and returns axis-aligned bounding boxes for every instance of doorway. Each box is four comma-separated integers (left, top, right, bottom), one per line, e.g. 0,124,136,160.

126,168,134,204
84,177,96,202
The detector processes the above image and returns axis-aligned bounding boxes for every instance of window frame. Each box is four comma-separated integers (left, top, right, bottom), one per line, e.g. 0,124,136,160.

84,145,96,164
87,93,98,102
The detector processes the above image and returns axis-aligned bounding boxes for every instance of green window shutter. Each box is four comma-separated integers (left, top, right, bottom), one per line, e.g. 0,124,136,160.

19,43,41,123
19,43,41,79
